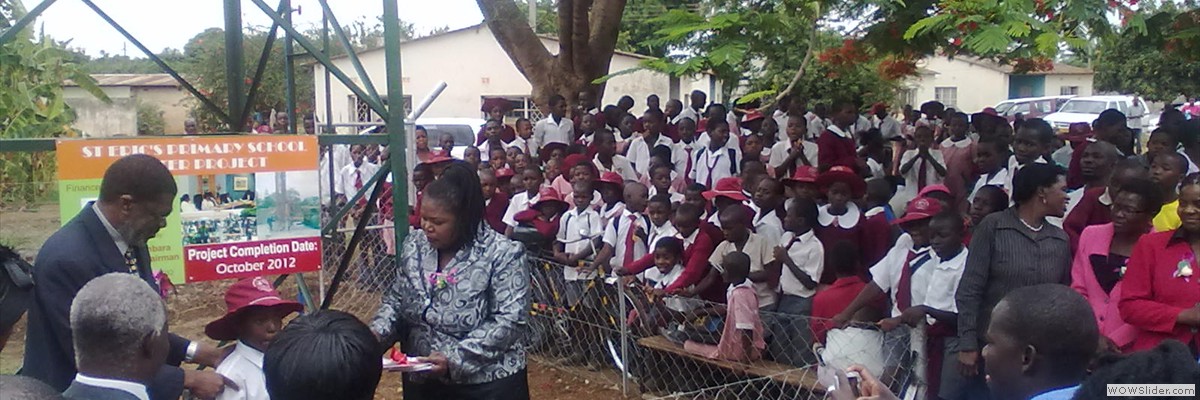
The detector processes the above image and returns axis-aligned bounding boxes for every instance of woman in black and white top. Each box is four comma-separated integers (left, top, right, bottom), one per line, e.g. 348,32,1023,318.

371,161,531,399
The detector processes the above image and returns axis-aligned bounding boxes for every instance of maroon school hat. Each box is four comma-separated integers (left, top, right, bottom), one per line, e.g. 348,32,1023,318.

205,277,303,341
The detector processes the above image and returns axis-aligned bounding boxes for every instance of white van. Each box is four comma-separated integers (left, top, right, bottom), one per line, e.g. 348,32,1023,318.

1042,96,1149,133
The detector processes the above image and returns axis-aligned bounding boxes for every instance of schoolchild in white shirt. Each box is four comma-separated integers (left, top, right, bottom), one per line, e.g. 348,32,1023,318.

690,118,742,189
595,182,651,274
206,278,304,400
555,182,604,283
767,197,824,366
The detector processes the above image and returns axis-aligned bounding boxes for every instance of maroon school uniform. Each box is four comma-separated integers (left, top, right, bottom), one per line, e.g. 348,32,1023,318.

813,203,869,283
816,125,858,171
484,191,510,234
861,206,894,269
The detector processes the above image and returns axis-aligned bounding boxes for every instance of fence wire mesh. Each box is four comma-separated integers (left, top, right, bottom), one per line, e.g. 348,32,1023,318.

315,215,932,399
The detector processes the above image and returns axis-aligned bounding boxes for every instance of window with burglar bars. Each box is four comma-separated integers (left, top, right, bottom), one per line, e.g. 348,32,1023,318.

934,87,958,108
899,88,917,108
1060,86,1079,95
483,96,544,122
350,95,412,123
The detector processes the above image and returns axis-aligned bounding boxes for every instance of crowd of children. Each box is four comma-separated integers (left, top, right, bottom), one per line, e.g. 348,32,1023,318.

319,90,1200,400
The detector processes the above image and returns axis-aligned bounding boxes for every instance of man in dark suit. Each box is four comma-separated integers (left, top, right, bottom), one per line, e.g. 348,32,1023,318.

63,273,170,400
23,154,233,400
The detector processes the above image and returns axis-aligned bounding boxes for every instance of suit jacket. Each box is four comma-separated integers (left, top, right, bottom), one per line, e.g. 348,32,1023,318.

1070,223,1138,350
22,204,188,400
63,380,143,400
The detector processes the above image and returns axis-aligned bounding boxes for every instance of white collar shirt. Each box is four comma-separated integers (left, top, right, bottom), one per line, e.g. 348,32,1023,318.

767,140,818,171
1004,155,1048,200
672,139,703,179
826,124,852,139
92,202,129,255
337,162,381,198
753,209,785,247
807,117,829,141
648,221,677,250
709,234,778,308
602,210,650,269
319,144,351,205
215,341,269,400
74,374,150,400
648,186,686,204
899,148,946,192
646,264,698,313
533,115,574,149
628,133,677,177
917,249,969,325
873,115,902,139
558,207,603,280
817,202,862,229
594,154,640,182
970,167,1009,203
777,230,824,298
868,233,935,318
503,191,539,228
691,142,741,188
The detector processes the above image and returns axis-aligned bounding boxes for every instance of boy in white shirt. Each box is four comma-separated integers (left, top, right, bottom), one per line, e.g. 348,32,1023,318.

592,130,639,182
768,197,824,367
751,178,786,243
708,205,778,310
895,126,947,213
643,237,697,316
768,116,818,179
629,109,676,177
594,183,651,275
645,194,677,247
691,119,742,189
555,181,604,278
881,212,970,400
503,166,545,234
206,277,304,400
833,196,942,383
532,94,573,149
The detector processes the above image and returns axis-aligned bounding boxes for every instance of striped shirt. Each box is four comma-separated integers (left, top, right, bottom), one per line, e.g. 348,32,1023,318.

955,207,1072,352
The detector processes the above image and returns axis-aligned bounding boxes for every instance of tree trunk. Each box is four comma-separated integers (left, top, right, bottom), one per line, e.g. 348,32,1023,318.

477,0,626,114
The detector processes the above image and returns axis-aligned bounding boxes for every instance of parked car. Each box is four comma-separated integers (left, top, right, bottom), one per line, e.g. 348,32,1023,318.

357,117,483,160
1042,95,1149,134
992,95,1074,122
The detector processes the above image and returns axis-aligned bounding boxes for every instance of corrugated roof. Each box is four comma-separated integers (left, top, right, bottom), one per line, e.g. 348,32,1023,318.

64,74,181,87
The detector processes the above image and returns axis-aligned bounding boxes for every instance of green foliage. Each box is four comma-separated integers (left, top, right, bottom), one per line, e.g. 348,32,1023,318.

634,1,903,107
136,102,165,135
0,0,108,207
1094,8,1200,102
516,0,704,58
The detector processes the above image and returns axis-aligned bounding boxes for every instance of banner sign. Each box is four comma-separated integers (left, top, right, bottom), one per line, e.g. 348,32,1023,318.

57,136,323,283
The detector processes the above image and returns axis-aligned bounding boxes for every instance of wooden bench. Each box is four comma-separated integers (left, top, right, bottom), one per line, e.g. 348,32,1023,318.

637,335,825,393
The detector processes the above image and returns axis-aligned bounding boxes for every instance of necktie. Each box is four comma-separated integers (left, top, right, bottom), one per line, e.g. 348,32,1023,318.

684,147,694,183
124,248,138,274
354,170,365,207
917,157,928,190
896,251,921,311
623,215,639,267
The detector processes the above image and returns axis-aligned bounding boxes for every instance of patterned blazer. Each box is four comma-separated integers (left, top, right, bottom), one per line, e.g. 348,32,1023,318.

371,226,530,384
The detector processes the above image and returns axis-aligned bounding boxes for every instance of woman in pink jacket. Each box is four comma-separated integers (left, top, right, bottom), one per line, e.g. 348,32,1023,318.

1071,178,1162,352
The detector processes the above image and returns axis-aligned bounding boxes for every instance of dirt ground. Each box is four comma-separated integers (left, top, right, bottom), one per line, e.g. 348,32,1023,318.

0,203,635,399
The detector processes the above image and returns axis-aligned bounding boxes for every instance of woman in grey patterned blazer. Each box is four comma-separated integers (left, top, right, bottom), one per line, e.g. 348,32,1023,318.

372,161,532,399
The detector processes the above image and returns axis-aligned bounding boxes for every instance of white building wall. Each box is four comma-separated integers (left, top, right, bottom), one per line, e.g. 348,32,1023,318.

1044,74,1094,97
314,25,714,132
909,57,1010,113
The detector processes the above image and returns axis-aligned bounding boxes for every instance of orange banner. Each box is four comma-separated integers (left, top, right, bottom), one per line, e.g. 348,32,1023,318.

57,135,318,180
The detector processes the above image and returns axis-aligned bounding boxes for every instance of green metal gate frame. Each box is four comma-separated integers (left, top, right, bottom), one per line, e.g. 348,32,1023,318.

0,0,411,310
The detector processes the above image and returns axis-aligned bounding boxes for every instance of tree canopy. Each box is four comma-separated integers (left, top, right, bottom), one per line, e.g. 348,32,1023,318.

1095,7,1200,102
